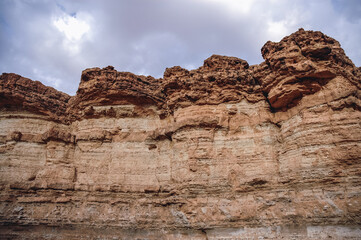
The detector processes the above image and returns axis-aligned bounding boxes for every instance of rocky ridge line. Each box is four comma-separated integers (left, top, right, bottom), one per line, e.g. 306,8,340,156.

1,28,359,122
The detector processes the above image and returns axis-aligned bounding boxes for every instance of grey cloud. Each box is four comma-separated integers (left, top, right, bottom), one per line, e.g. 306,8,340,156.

332,0,361,22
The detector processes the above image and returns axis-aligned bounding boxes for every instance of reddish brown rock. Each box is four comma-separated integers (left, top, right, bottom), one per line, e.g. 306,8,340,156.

67,66,165,120
256,28,360,110
0,29,361,239
162,55,264,112
0,73,70,122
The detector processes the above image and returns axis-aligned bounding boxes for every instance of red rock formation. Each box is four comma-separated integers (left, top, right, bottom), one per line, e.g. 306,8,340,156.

0,29,360,239
0,73,70,122
68,66,165,120
162,55,264,113
256,28,359,110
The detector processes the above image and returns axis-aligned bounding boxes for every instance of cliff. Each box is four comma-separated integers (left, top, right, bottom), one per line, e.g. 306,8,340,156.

0,29,361,239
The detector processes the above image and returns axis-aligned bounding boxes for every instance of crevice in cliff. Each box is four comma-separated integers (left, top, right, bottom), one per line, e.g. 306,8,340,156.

262,91,276,113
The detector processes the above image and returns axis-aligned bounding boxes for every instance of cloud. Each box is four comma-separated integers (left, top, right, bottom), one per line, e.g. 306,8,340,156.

0,0,360,95
53,12,92,55
53,14,90,42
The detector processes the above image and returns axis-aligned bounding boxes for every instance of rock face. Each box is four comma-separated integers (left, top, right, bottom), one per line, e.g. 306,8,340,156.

0,29,361,239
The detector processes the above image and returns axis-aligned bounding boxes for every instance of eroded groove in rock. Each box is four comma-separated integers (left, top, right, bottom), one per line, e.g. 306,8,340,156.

0,29,360,239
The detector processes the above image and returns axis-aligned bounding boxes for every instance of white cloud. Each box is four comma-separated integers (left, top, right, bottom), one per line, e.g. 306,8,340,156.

203,0,256,15
53,12,92,55
54,15,90,42
267,20,288,40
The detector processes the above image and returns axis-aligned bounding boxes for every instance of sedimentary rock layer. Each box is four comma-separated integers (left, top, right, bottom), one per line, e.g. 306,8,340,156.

1,29,361,239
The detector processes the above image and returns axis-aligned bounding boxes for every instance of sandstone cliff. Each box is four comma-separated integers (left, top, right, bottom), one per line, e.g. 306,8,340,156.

0,29,361,239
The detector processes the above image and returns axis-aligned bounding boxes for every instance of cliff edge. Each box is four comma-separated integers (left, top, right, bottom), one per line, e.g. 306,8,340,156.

0,29,361,239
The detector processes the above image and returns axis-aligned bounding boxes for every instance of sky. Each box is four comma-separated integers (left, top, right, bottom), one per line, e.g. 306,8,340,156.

0,0,360,95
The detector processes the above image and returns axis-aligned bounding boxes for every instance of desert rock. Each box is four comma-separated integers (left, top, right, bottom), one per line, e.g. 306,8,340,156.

0,29,360,239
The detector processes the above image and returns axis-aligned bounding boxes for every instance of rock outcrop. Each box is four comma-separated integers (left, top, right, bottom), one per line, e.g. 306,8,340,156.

0,29,361,239
0,73,71,122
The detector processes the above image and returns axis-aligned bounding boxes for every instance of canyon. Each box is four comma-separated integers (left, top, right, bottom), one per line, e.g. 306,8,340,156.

0,29,360,239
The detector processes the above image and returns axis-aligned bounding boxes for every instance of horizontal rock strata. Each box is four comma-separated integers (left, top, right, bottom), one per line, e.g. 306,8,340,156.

0,29,361,239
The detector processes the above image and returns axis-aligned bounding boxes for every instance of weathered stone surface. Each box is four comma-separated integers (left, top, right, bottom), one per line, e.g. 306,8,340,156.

0,29,361,239
162,55,264,113
0,73,70,122
67,66,165,121
257,28,359,110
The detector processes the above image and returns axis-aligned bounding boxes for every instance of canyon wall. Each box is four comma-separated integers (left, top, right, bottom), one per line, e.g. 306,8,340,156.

0,29,361,239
